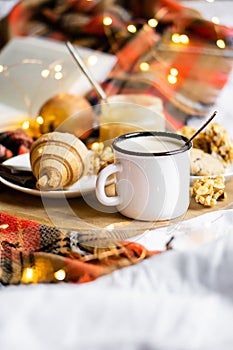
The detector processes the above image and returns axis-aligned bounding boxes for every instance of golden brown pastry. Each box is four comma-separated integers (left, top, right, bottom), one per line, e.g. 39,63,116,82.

30,131,88,191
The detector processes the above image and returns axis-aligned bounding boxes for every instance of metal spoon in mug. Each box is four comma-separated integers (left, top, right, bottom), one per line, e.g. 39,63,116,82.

66,41,108,103
184,110,217,147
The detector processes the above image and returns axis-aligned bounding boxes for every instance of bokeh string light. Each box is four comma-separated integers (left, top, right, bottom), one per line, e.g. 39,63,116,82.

101,1,228,76
0,0,231,137
99,0,231,119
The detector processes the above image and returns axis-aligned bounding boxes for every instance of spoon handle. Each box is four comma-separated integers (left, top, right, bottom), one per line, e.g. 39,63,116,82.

66,41,107,102
186,110,217,145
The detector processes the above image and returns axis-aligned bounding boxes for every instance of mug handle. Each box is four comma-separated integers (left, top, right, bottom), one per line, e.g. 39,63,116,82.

96,163,122,206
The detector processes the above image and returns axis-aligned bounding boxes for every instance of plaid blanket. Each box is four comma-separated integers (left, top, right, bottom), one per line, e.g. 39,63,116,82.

0,211,161,285
6,0,233,128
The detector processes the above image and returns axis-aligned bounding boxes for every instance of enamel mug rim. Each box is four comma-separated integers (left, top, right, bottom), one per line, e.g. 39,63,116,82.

112,131,192,156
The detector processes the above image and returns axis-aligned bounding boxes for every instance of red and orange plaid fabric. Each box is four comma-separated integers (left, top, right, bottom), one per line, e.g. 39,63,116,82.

6,0,233,129
0,211,161,285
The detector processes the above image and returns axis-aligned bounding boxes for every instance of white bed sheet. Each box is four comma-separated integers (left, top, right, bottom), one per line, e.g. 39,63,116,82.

1,209,233,350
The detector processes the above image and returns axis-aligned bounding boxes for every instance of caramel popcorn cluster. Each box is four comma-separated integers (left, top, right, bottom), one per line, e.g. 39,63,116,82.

180,122,233,164
202,123,233,165
86,142,114,175
179,123,233,166
183,123,233,165
191,176,227,207
177,125,196,140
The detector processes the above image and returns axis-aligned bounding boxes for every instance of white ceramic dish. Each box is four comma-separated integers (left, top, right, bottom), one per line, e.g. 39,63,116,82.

0,153,97,198
190,163,233,185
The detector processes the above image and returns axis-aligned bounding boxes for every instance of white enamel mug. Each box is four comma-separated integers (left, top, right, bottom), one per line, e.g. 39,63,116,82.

96,131,192,221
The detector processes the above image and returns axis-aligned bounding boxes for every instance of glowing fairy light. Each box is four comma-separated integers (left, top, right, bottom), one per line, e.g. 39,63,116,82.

25,268,33,279
103,16,113,26
91,142,100,151
87,55,98,66
172,33,189,45
36,116,44,125
127,24,137,34
0,224,9,229
54,71,63,80
140,62,150,72
148,18,158,28
106,224,115,231
54,269,66,281
91,142,104,152
212,16,220,24
216,39,226,49
22,120,30,130
21,118,42,138
0,65,4,73
180,34,189,44
171,33,180,44
170,67,178,76
22,267,34,283
54,64,63,72
41,69,50,78
167,74,177,84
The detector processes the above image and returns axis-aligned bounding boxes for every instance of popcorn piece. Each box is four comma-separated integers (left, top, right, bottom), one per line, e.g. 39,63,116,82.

177,126,196,140
191,175,227,207
179,122,233,165
85,142,114,175
194,123,233,165
192,132,210,154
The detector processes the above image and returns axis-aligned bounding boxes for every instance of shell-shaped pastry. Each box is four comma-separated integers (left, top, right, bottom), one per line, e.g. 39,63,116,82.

30,132,88,191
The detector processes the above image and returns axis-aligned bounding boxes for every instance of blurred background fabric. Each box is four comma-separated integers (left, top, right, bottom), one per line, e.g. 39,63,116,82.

1,0,233,128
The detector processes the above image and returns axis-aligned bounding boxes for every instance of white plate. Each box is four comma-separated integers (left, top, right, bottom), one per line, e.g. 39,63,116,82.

0,153,97,198
190,163,233,185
